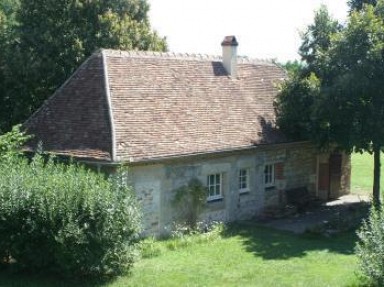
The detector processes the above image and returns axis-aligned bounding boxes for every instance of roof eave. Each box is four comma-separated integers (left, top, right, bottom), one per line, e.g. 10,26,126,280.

119,140,312,166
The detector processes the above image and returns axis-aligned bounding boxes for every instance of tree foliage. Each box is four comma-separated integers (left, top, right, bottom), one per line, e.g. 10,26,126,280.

280,60,305,76
349,0,377,11
275,6,340,143
299,5,341,77
0,0,19,133
0,0,167,133
325,4,384,153
275,73,320,141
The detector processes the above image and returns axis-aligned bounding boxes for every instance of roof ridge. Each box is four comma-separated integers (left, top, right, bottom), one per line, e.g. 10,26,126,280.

101,50,117,162
99,48,276,66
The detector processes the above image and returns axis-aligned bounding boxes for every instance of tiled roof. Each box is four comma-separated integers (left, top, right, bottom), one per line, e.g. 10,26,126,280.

24,49,287,163
24,54,113,160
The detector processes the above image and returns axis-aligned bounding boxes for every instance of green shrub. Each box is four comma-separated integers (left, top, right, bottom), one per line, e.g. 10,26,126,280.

172,178,207,230
0,156,141,278
356,206,384,286
0,125,31,160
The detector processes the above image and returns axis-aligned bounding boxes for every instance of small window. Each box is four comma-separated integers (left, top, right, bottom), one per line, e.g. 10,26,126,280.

207,173,223,201
264,164,275,187
238,169,249,193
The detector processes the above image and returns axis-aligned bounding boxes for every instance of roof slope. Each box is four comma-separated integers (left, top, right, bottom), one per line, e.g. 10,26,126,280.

24,53,113,160
105,50,286,162
24,49,287,163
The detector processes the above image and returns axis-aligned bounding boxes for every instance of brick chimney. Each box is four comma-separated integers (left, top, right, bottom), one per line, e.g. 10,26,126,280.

221,35,238,77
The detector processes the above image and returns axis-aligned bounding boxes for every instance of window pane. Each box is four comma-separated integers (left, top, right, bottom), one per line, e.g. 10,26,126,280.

264,164,275,185
239,169,248,190
207,173,222,198
208,186,213,196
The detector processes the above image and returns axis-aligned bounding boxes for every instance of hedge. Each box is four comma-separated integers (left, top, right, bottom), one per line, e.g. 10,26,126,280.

0,155,141,278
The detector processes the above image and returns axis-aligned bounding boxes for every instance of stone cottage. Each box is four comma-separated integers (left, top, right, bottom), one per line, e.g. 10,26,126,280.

24,36,350,235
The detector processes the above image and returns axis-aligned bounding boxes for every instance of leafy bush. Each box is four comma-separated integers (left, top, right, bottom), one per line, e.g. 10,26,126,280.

0,156,141,278
356,206,384,286
172,178,207,230
0,125,31,160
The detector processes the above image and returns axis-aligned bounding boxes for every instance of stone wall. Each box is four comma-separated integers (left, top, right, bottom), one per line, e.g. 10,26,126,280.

127,164,164,235
127,143,351,236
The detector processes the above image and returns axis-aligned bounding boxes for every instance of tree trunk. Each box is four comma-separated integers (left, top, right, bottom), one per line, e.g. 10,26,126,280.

373,146,381,208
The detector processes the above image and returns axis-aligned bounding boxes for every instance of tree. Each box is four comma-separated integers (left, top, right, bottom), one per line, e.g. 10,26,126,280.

299,5,341,78
277,1,384,206
323,2,384,206
0,0,167,133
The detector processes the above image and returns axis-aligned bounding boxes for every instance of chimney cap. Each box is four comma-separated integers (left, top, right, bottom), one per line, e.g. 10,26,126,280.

221,35,238,47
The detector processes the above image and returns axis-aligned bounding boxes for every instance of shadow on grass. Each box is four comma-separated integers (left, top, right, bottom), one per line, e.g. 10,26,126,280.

223,221,359,260
0,268,121,287
222,199,370,260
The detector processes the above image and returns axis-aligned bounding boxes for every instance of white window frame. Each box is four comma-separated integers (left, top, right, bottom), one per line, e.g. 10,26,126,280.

264,164,275,188
207,173,223,201
238,168,250,193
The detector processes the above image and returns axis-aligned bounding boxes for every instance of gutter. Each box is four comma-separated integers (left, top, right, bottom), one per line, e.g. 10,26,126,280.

78,140,311,167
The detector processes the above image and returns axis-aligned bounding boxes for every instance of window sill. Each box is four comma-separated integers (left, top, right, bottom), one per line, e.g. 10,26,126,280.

265,186,276,191
239,189,250,195
207,196,224,203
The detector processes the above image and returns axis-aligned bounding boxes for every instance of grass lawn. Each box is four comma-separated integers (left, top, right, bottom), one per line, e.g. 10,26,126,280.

0,225,362,287
351,152,384,195
121,225,360,287
0,154,376,287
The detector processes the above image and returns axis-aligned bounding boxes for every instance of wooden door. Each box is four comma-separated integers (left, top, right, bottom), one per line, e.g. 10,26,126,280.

318,162,330,200
329,153,342,199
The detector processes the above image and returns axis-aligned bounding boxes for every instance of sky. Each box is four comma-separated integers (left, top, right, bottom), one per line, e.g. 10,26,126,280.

148,0,349,62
